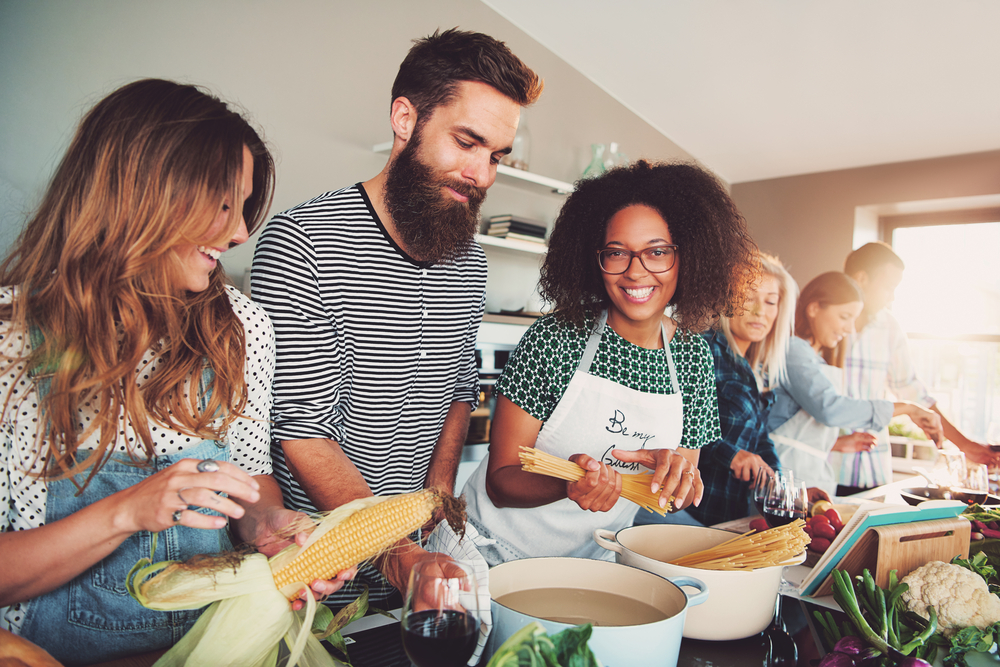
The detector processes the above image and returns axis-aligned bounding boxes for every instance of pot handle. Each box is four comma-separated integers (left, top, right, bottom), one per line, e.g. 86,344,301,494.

667,576,709,608
592,528,623,555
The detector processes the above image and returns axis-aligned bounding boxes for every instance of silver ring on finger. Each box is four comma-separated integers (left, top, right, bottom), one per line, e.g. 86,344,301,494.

172,509,184,524
196,460,220,473
177,486,194,506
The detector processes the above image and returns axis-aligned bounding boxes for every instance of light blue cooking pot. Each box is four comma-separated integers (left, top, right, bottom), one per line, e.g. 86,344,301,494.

486,557,708,666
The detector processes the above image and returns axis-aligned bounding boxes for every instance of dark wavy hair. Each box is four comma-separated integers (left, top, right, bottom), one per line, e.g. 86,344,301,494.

540,160,758,332
391,28,543,124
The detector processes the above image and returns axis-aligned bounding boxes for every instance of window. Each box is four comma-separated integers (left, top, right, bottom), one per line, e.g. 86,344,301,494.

888,221,1000,442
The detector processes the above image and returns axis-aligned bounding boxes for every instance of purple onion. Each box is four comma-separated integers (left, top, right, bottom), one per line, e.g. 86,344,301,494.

818,653,856,667
894,659,932,667
832,636,867,655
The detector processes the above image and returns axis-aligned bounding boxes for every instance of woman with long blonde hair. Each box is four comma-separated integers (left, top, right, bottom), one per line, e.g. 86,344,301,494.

671,253,799,526
0,79,352,663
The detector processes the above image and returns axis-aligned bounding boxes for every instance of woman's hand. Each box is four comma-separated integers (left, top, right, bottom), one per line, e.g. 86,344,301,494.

566,454,623,512
907,406,944,445
832,432,877,453
611,448,703,511
729,450,773,483
807,487,831,504
113,458,261,534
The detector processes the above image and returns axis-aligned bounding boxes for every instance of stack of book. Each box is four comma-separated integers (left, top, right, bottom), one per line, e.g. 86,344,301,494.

485,214,547,244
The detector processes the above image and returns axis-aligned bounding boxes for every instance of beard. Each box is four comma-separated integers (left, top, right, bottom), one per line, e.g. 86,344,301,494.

383,129,486,264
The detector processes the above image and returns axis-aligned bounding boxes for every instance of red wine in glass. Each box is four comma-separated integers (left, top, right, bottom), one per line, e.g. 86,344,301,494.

763,507,805,528
401,557,480,667
402,609,478,667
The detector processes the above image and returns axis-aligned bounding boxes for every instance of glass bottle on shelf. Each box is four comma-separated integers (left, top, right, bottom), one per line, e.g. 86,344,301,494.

581,143,606,179
501,120,531,171
604,141,629,170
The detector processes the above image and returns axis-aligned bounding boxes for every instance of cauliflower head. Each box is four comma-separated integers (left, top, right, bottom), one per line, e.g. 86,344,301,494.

900,560,1000,637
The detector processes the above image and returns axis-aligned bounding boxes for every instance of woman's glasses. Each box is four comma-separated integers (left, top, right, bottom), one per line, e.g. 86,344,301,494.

597,245,678,274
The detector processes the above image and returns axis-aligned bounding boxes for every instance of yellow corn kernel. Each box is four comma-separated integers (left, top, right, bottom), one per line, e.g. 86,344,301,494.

270,489,438,595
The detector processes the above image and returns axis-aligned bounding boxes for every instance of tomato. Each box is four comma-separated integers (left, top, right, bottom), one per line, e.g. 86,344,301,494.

803,525,813,537
749,518,770,532
825,509,844,531
813,523,837,540
810,514,831,527
810,537,831,553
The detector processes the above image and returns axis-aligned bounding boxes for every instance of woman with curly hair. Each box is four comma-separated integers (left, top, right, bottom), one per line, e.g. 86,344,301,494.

462,160,758,564
0,79,352,664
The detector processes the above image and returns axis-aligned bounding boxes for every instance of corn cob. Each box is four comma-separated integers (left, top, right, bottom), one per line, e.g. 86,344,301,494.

271,489,444,594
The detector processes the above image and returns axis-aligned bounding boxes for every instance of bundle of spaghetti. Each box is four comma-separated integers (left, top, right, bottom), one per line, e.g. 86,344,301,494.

669,519,810,571
518,446,673,516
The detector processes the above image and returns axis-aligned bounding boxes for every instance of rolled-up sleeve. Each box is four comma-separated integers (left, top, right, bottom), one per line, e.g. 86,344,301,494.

251,215,347,445
782,338,894,430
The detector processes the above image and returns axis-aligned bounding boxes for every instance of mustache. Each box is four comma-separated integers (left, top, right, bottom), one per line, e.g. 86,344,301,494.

444,179,487,203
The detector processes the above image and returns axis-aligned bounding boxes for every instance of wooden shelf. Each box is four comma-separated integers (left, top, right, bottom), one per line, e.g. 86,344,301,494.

372,141,574,195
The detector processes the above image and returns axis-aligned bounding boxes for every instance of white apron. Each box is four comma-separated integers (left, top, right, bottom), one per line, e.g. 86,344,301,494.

463,310,684,564
770,362,842,497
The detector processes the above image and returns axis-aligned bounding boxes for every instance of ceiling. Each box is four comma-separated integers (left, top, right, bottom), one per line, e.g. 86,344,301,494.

483,0,1000,184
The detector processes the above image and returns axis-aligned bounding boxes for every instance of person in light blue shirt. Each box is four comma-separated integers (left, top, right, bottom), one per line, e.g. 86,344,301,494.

767,272,942,496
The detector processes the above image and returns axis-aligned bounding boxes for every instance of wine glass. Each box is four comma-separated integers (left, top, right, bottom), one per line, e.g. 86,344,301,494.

963,463,990,494
763,475,808,528
939,448,967,488
752,467,773,516
401,557,480,667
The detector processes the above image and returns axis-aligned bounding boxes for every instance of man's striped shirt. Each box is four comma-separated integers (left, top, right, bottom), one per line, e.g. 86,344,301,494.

251,183,486,511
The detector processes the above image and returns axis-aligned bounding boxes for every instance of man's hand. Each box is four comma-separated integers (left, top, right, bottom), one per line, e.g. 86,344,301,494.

380,540,458,596
729,450,773,483
251,505,357,611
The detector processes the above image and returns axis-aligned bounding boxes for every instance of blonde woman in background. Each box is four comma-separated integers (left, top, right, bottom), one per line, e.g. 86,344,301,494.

643,253,798,527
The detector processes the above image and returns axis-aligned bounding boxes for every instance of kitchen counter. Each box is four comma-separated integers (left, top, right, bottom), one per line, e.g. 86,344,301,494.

336,605,816,667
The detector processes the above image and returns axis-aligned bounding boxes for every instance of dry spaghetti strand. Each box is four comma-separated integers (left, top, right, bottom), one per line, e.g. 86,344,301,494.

668,519,811,571
518,446,673,516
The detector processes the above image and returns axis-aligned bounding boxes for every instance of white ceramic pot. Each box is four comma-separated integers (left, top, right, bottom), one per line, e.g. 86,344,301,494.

594,524,804,641
488,557,707,667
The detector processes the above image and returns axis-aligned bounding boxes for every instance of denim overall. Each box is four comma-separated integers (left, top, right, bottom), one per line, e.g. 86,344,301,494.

17,342,233,665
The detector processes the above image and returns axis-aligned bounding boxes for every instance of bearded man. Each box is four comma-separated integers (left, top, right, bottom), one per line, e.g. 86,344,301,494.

250,28,542,609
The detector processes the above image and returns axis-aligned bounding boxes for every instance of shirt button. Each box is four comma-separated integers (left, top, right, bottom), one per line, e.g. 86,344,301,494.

422,269,428,277
420,351,427,359
423,309,429,317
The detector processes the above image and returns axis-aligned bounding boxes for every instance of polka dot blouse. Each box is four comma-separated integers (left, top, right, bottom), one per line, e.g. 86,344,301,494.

0,285,274,632
494,312,721,450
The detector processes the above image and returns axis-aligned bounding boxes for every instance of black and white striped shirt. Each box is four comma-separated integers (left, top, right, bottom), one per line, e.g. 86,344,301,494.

250,183,486,512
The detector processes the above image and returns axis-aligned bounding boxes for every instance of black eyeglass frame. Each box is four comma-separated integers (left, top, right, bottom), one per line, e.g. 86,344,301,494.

596,244,679,275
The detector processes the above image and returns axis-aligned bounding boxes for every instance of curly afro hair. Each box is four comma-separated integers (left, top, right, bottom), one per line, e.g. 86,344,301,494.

540,160,758,332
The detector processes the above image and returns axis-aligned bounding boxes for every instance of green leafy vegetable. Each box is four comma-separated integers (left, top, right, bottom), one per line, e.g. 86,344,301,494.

486,622,602,667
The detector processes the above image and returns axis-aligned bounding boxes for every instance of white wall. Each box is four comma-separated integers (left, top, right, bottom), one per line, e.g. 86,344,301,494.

0,0,696,299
